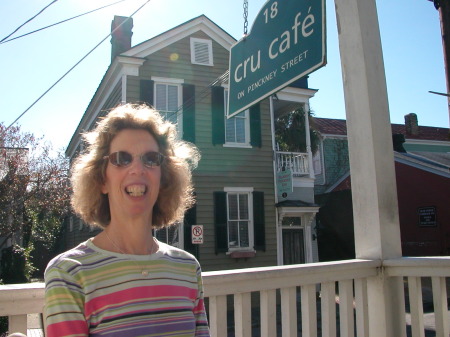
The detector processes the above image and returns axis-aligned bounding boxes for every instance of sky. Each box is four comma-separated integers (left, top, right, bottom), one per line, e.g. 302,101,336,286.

0,0,448,151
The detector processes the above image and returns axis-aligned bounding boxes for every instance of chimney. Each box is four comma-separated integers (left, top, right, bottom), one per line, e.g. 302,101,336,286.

110,16,133,62
404,113,419,136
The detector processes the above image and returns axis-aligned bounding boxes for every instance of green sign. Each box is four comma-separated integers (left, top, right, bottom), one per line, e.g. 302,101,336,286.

277,168,293,197
228,0,326,117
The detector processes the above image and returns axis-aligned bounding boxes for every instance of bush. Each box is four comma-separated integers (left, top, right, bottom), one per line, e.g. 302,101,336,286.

0,244,36,284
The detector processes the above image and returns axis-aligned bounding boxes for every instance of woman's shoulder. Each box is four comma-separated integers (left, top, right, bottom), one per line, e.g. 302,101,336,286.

45,239,97,273
157,241,198,263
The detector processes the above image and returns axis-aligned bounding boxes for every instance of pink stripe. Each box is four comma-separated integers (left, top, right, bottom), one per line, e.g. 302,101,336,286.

47,320,88,337
85,285,197,317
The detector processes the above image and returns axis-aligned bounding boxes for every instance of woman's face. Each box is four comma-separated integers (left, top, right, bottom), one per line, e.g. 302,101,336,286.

101,129,161,224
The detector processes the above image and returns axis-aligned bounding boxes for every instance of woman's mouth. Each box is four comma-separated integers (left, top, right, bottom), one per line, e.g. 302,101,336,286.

125,184,147,197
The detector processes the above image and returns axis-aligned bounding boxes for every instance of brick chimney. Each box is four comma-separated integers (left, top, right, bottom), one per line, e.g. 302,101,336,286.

404,113,419,136
110,16,133,62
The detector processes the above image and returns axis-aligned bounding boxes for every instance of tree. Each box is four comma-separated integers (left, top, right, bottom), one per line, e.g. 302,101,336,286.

0,122,70,280
275,106,321,154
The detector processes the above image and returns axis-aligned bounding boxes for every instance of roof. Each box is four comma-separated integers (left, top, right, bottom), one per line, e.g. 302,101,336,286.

313,117,449,142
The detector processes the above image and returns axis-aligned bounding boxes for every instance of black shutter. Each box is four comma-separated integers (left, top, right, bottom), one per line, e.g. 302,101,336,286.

182,84,196,143
250,103,262,147
214,191,228,254
183,203,198,259
211,86,225,145
253,191,265,251
140,79,154,107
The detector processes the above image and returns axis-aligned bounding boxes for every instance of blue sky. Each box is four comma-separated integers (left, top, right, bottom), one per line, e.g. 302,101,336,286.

0,0,447,150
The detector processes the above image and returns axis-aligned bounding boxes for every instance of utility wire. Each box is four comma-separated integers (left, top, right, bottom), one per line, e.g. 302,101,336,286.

4,0,152,133
1,0,129,45
0,0,59,43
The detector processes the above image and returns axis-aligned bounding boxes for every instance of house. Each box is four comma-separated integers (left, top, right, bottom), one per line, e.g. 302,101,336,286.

313,113,450,260
63,15,320,271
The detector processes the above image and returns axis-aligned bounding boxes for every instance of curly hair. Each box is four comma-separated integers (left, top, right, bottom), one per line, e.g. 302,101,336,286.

70,104,200,229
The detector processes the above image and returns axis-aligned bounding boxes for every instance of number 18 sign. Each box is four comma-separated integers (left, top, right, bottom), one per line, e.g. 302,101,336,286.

228,0,326,118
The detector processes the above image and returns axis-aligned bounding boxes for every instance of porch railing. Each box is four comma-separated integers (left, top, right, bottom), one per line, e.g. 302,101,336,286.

275,151,309,176
1,257,449,336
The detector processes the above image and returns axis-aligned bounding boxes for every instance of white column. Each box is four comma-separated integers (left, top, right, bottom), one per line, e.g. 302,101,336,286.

304,103,315,179
333,0,405,336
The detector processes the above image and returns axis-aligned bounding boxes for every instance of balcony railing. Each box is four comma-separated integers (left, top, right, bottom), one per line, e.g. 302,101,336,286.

276,151,309,176
0,257,449,336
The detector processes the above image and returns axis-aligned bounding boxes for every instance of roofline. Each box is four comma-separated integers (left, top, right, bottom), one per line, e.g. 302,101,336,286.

123,15,236,58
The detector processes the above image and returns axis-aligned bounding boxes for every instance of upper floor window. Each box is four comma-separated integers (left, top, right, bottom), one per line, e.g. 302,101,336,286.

153,77,183,135
224,89,250,147
190,38,213,66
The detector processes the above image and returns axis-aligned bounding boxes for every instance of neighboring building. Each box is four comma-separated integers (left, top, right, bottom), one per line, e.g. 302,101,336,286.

63,15,320,271
313,113,450,260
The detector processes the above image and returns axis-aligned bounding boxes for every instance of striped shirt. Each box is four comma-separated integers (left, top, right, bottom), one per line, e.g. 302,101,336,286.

44,238,210,337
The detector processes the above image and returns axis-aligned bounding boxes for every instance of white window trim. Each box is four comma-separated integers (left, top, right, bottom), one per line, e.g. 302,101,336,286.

223,87,251,148
152,77,184,137
224,187,255,252
190,37,214,66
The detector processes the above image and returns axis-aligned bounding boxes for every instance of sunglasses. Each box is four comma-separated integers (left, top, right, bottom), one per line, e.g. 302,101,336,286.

104,151,165,168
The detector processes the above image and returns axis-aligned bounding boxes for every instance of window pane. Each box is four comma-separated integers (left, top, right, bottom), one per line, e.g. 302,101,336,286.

235,118,245,143
239,221,249,247
228,194,238,220
155,84,167,111
239,194,248,219
228,221,239,248
225,118,236,142
167,85,178,111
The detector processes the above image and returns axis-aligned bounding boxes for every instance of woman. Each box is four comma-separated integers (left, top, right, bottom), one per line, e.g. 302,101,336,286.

44,104,209,336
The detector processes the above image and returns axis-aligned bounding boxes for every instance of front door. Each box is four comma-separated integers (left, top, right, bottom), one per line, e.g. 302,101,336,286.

282,227,305,265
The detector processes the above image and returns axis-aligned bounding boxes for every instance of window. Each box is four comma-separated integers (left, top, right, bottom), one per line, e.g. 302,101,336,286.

224,89,250,146
214,190,265,254
190,38,213,66
154,224,182,248
227,191,252,249
153,77,183,134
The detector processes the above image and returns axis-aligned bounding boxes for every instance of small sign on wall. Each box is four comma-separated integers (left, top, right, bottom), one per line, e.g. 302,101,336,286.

192,225,204,244
418,206,437,227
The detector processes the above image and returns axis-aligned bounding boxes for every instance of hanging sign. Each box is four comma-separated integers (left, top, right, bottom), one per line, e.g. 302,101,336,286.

277,168,293,198
192,225,204,244
228,0,326,118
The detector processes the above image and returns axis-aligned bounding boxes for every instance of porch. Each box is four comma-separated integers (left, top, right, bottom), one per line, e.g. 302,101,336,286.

1,257,449,337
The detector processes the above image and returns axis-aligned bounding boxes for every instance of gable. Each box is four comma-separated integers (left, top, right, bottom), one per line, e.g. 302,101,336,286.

122,15,235,59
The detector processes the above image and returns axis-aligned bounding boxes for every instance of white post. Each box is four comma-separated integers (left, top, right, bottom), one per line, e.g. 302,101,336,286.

333,0,405,336
304,103,315,179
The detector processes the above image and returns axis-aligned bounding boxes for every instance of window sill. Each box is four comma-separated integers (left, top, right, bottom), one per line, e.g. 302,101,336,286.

227,251,256,259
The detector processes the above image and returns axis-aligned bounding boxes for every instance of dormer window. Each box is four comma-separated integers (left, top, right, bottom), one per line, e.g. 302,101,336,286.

190,37,213,66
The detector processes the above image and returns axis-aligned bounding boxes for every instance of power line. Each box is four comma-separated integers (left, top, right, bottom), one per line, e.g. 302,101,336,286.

4,0,152,133
0,0,59,43
0,0,130,45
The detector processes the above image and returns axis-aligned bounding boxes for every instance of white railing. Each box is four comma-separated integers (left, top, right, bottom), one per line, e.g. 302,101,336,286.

276,151,309,176
1,257,449,336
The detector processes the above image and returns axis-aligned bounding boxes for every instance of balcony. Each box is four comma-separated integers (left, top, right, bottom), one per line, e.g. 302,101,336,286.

276,151,310,177
1,257,449,336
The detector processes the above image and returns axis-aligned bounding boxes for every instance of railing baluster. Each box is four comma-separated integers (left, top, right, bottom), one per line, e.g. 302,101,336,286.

407,277,425,337
8,314,27,335
281,286,297,337
260,289,277,337
354,278,369,337
208,295,227,337
234,292,251,337
338,279,355,337
320,281,337,337
431,276,450,337
301,284,317,337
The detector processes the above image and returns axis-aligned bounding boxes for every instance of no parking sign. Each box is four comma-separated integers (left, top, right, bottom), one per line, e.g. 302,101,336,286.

191,225,204,244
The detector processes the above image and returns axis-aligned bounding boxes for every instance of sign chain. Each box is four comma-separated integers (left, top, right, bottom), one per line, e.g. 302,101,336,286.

243,0,249,36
